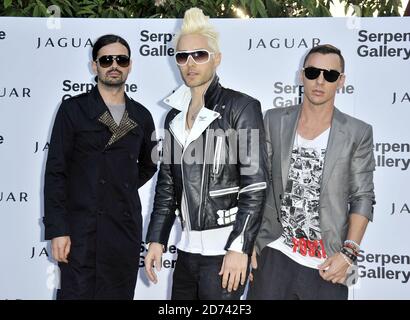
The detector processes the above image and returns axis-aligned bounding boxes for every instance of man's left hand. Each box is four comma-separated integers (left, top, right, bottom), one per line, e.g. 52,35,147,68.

219,250,248,292
318,253,351,284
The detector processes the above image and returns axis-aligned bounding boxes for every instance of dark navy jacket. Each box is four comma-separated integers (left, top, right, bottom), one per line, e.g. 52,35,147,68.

43,85,157,299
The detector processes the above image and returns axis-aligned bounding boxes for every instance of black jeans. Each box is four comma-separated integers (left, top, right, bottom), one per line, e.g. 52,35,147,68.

247,247,348,300
171,250,248,300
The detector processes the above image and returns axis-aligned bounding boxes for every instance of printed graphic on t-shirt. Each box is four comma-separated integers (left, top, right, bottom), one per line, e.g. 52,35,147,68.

280,145,327,259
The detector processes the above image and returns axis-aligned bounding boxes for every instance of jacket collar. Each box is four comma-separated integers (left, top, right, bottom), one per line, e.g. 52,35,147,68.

321,107,347,190
84,85,138,148
85,85,108,119
164,75,221,148
280,105,301,191
163,74,221,111
85,85,139,123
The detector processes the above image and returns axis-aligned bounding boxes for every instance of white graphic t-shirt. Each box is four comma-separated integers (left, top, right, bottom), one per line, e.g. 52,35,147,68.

268,128,330,269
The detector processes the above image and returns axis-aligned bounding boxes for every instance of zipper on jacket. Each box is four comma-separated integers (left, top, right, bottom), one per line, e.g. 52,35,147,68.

169,119,191,231
197,127,210,229
240,214,251,244
212,136,223,175
197,104,219,229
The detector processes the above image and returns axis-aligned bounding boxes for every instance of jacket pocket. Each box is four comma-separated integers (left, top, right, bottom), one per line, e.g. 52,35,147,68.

209,186,239,198
238,182,267,195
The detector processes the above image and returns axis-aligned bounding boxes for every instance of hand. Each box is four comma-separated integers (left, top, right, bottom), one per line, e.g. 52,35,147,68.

219,250,248,292
249,248,258,282
318,253,351,284
144,242,163,284
51,236,71,263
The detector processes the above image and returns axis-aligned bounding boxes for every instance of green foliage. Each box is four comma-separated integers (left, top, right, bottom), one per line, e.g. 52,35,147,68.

343,0,402,16
0,0,403,17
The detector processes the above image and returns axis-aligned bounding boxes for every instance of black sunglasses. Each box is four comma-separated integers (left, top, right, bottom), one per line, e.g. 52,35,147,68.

175,49,214,66
303,67,342,83
96,55,130,68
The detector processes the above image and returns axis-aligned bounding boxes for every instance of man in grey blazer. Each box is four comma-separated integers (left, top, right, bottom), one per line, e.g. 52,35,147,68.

247,44,375,300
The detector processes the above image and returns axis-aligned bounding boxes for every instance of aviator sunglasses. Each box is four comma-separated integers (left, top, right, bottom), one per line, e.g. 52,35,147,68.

96,55,130,68
175,49,214,66
303,66,342,83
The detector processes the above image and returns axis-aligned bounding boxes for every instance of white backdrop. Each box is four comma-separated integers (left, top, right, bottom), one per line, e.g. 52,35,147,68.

0,16,409,300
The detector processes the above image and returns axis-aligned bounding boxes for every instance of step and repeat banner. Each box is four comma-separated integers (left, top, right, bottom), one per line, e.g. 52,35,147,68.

0,16,409,300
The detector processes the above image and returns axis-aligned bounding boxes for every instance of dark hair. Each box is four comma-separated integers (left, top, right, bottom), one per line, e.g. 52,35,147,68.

303,44,345,72
92,34,131,61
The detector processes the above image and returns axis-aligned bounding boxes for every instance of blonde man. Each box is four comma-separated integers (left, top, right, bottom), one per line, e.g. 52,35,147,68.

145,8,268,299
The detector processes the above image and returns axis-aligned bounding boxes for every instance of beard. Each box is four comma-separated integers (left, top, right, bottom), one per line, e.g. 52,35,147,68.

97,69,126,87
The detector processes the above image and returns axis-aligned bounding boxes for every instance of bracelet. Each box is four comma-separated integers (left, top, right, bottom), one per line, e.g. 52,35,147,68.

341,247,357,262
343,244,359,257
344,240,360,251
340,252,353,267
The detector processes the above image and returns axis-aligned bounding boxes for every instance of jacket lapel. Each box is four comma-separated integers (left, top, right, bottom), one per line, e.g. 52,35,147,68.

185,108,219,147
166,84,190,147
280,105,301,191
96,91,138,148
98,109,137,148
321,107,347,191
164,82,220,149
84,85,108,120
168,112,185,147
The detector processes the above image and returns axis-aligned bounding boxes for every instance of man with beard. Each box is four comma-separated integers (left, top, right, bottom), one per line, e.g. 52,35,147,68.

43,34,157,299
144,8,267,299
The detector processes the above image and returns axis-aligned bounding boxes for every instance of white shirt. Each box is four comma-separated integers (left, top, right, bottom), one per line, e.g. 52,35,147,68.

268,128,330,269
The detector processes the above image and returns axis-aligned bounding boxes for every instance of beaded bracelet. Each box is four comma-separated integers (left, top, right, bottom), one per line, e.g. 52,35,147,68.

340,252,353,267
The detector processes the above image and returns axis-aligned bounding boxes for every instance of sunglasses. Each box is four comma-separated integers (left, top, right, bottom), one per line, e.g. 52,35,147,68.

303,67,342,83
175,49,214,66
96,55,130,68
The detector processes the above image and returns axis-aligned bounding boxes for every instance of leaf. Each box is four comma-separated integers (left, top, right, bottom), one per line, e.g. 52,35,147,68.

316,3,331,16
249,0,257,16
4,0,12,9
266,0,279,16
77,4,97,16
256,0,268,17
36,0,48,16
302,0,316,14
33,4,39,16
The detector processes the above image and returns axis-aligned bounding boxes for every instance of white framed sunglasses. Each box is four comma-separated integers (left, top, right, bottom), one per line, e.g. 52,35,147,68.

175,49,215,66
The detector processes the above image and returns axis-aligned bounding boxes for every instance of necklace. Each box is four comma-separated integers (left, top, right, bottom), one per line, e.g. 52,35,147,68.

186,106,201,130
190,111,199,121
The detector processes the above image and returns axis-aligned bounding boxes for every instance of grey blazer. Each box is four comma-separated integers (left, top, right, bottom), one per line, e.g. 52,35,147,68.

255,105,376,257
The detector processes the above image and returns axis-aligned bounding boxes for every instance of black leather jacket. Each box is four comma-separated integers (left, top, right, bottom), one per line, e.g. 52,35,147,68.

146,76,268,255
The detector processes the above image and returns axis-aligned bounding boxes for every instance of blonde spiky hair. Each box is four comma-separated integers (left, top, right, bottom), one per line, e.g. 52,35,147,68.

175,7,220,53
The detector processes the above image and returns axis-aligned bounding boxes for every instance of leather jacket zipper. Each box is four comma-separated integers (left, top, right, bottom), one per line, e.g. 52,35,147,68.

212,136,223,175
198,104,219,229
169,122,191,231
197,127,210,229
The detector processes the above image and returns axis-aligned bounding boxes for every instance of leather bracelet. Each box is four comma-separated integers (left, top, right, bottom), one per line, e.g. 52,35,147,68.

343,244,359,257
341,247,357,262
